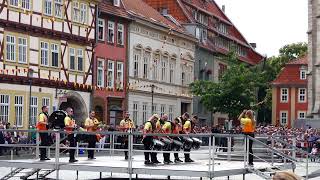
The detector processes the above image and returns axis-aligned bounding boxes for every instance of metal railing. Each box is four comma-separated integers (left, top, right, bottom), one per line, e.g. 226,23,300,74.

0,129,317,180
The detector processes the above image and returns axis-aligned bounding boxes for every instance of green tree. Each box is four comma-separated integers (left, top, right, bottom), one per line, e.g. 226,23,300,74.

190,42,307,123
190,51,261,120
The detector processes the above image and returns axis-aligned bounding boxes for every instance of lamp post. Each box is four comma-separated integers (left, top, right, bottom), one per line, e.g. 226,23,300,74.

151,84,155,114
28,69,34,129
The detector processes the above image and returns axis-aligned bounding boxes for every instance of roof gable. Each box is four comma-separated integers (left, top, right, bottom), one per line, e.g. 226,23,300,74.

272,56,308,86
122,0,187,34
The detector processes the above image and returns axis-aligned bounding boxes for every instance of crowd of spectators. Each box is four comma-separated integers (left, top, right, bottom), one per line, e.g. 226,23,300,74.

0,121,30,156
255,125,320,157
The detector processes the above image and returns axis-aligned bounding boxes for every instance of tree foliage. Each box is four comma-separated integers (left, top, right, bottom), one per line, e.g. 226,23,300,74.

190,42,308,122
190,51,262,120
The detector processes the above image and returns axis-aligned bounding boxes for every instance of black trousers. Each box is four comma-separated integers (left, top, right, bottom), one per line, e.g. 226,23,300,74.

143,136,157,162
245,133,254,164
163,144,171,162
68,134,77,160
87,135,96,158
184,148,191,160
39,132,50,159
121,136,129,158
172,137,180,160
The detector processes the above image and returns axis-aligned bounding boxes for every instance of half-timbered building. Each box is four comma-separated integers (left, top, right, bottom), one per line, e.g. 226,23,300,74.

0,0,100,128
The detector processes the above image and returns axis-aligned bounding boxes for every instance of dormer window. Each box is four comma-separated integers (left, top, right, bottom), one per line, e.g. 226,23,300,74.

300,69,306,80
113,0,120,7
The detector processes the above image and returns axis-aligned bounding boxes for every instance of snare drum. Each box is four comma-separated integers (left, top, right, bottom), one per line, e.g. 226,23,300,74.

191,137,202,150
182,137,193,150
161,137,172,151
182,137,193,143
172,139,183,151
152,139,165,151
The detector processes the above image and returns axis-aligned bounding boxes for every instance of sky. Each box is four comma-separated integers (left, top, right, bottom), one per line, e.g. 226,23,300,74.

214,0,308,57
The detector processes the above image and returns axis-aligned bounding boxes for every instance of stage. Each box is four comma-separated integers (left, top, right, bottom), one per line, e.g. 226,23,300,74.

0,152,285,180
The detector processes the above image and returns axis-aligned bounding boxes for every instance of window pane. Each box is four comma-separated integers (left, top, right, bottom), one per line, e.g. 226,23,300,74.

55,0,63,18
98,19,105,40
0,95,10,123
30,97,38,126
73,2,80,22
51,44,59,67
22,0,31,10
77,49,83,71
80,3,87,23
108,21,115,43
97,60,104,87
9,0,18,6
18,38,27,63
117,24,124,45
116,62,123,88
40,42,49,66
107,61,114,88
15,96,23,127
44,0,53,15
69,48,75,70
6,35,15,61
133,53,140,77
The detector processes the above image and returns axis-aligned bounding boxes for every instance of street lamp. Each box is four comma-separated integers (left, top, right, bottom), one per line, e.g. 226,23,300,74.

28,69,34,129
151,84,155,115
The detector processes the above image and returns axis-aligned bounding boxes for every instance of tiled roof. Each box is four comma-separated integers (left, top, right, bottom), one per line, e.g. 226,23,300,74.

122,0,188,35
99,1,131,19
287,55,308,65
178,0,263,64
272,56,308,86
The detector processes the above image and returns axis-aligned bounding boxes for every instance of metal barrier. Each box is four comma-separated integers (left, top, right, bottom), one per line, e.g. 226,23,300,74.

0,129,318,180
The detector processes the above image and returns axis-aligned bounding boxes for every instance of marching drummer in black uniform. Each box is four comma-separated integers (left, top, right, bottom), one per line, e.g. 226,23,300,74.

119,111,135,160
143,114,159,165
183,115,198,162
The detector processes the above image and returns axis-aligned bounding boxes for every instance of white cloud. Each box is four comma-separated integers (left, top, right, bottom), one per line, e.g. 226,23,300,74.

214,0,307,57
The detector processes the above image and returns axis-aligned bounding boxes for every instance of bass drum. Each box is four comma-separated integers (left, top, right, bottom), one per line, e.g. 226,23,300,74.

152,139,165,151
191,137,202,150
48,110,67,129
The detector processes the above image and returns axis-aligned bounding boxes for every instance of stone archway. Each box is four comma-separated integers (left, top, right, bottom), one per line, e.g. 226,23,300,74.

59,92,88,123
93,97,106,123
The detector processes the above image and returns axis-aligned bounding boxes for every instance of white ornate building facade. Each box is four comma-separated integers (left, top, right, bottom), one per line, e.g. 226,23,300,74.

308,0,320,117
0,0,100,128
123,0,196,125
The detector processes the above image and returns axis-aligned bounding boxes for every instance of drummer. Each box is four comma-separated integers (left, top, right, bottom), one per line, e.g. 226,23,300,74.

143,114,159,165
119,112,135,160
84,110,98,160
172,117,183,163
64,107,78,163
178,112,190,133
161,114,173,164
183,115,198,162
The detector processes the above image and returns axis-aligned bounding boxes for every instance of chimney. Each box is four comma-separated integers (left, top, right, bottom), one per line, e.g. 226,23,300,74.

222,5,225,13
250,43,257,49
